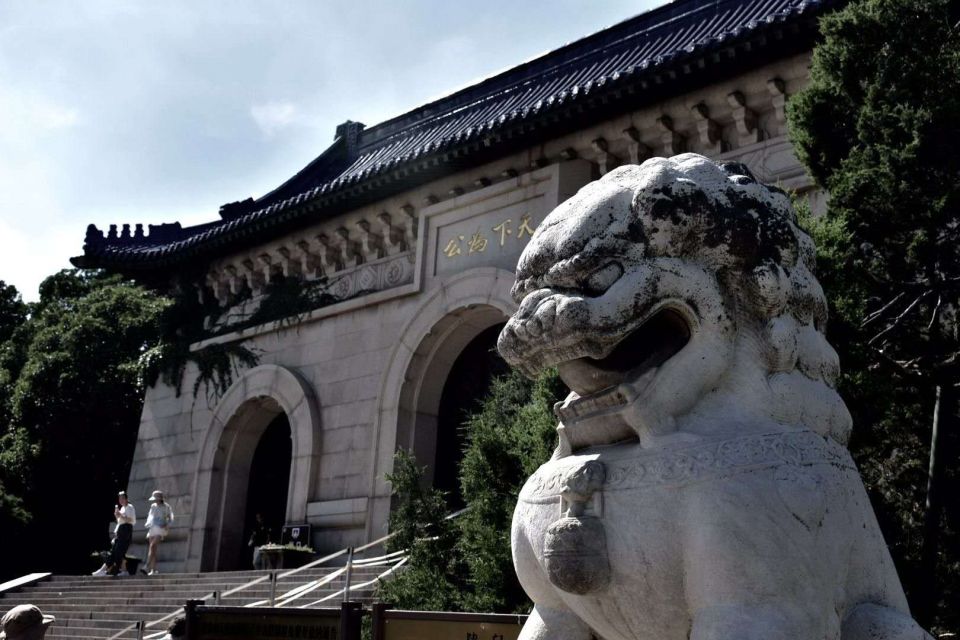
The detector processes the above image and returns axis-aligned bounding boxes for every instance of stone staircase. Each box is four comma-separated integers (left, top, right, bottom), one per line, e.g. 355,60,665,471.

0,564,388,639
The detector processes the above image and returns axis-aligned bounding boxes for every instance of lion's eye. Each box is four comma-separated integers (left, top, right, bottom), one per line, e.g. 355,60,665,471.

584,262,623,296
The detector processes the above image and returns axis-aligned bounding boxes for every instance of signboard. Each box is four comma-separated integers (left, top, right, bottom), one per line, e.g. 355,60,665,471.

373,608,526,640
383,617,524,640
420,161,593,281
281,523,312,547
189,606,341,640
186,602,526,640
433,201,544,277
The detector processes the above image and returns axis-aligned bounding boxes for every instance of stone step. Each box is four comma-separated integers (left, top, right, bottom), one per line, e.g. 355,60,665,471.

47,617,132,631
2,562,391,639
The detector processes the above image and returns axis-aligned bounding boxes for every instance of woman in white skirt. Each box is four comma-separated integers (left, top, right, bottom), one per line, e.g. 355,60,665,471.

145,490,174,576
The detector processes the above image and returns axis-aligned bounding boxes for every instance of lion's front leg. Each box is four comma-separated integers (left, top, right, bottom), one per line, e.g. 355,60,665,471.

520,604,595,640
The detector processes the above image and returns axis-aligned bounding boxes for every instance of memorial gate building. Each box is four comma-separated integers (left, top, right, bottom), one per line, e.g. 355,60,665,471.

73,0,838,572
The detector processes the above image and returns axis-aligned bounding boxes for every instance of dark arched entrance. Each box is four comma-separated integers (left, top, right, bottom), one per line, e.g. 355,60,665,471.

201,396,295,571
238,413,292,568
433,323,509,508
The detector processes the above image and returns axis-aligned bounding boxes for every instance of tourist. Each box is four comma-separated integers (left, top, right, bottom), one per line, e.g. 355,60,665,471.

248,512,272,569
92,490,136,577
145,490,174,576
0,604,55,639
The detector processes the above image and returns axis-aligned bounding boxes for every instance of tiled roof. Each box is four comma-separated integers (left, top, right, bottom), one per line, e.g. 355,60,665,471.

76,0,838,272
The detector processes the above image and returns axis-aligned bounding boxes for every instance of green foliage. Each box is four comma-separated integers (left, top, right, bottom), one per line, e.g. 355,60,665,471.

137,278,259,401
0,270,170,578
139,339,259,401
377,369,566,613
789,0,960,378
378,450,465,611
244,276,336,331
138,274,350,401
457,369,564,613
0,281,27,345
789,0,960,630
0,427,32,534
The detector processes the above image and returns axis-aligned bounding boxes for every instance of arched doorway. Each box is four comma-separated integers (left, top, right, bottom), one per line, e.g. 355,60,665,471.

433,323,509,507
366,268,517,539
393,304,509,492
204,396,290,571
238,412,292,568
189,364,320,572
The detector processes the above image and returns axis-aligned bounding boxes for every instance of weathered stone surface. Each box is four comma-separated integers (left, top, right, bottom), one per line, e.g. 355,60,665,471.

500,154,930,640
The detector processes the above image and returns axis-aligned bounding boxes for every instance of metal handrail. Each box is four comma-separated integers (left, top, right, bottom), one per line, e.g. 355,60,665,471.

298,557,409,609
113,508,470,638
342,547,354,604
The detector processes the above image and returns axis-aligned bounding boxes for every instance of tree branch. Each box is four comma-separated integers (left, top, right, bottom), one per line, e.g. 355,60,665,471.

926,294,943,332
868,290,933,346
862,291,906,327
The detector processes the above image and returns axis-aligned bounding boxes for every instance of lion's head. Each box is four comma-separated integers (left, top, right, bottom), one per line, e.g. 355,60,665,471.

498,154,851,454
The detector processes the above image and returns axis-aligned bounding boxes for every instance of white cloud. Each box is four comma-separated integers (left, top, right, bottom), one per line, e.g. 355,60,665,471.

33,103,80,130
0,90,80,141
0,0,668,302
250,101,301,137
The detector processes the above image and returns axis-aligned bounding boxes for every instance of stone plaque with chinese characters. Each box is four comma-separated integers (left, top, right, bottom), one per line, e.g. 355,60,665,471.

434,202,543,276
420,161,593,280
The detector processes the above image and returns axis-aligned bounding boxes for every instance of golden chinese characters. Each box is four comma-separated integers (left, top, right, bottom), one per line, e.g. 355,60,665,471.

442,214,538,260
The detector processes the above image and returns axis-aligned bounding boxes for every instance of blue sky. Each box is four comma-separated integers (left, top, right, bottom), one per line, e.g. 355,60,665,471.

0,1,664,300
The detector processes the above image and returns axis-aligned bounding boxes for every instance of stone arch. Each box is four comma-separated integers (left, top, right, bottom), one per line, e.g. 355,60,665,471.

187,364,321,571
365,267,517,538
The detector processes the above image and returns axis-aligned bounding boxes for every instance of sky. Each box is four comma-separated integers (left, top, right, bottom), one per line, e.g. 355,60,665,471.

0,0,665,301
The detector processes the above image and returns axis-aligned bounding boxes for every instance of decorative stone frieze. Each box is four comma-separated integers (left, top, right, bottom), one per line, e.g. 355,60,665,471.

335,227,363,268
590,137,619,175
354,220,384,262
690,102,722,154
726,90,760,146
276,247,301,278
399,204,417,250
376,212,405,256
314,233,343,276
768,76,788,127
656,115,685,155
325,253,415,301
202,199,422,315
622,126,650,164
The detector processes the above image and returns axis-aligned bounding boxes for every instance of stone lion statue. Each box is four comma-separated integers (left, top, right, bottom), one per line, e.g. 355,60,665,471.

498,154,929,640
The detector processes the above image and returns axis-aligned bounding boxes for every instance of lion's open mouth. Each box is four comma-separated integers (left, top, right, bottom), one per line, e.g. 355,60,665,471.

555,308,691,432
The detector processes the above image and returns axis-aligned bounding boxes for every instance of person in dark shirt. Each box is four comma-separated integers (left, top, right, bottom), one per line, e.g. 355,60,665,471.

92,491,136,577
248,512,272,569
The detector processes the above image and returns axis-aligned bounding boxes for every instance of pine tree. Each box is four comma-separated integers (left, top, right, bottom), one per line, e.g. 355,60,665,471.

788,0,960,629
